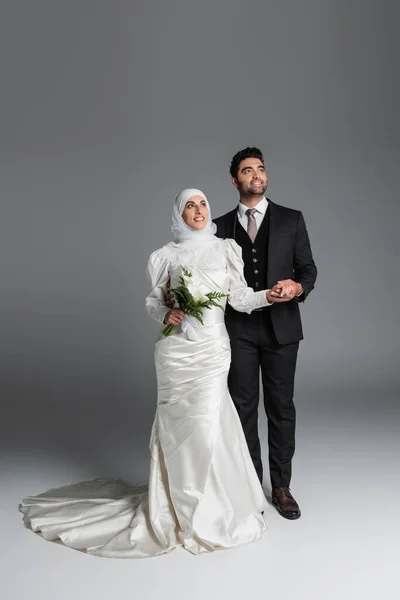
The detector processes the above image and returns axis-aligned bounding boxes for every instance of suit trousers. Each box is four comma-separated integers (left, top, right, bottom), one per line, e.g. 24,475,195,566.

226,309,299,488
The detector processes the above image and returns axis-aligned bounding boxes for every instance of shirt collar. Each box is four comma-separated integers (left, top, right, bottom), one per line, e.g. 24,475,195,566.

237,197,268,218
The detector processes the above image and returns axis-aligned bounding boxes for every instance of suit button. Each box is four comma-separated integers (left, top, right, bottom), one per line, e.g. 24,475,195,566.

254,269,259,274
255,282,259,287
252,248,257,253
253,258,257,263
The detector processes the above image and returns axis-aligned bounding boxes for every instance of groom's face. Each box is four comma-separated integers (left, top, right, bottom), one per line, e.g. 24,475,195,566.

232,158,268,197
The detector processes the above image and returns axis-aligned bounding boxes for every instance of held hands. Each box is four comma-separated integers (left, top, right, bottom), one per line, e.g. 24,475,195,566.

165,277,301,310
268,279,302,303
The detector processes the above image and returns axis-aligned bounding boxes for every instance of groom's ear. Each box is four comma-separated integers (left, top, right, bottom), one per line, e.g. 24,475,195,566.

231,177,238,189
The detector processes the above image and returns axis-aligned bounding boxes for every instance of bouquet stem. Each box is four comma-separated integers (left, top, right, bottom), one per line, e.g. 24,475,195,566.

161,323,175,337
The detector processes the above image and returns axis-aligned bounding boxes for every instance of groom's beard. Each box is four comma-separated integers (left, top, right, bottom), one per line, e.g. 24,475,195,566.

238,180,268,198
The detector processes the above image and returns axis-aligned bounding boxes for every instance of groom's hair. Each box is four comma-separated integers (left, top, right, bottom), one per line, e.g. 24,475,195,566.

229,147,264,178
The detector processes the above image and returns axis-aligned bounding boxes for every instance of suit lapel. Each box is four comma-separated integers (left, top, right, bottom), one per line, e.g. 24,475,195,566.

254,204,270,242
224,209,237,239
267,200,285,287
236,217,253,246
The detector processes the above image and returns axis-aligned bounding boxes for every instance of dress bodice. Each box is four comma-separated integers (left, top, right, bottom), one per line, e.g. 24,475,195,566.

145,237,271,335
169,262,229,327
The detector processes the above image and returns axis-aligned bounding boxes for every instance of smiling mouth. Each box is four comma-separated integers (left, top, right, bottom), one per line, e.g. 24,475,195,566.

194,217,205,221
251,181,263,185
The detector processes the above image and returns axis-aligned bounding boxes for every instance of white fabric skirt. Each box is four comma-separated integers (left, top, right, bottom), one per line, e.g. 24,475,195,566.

20,322,267,558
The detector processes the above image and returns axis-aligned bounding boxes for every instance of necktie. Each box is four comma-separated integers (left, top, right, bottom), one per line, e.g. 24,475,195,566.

246,208,257,243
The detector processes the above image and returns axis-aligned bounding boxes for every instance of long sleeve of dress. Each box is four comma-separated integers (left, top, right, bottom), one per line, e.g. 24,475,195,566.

145,250,171,325
224,239,272,313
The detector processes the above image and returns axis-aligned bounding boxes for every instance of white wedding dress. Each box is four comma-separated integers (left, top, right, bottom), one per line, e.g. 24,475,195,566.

20,238,269,558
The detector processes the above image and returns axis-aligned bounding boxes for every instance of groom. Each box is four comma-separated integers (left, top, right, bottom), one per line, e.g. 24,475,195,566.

213,147,317,519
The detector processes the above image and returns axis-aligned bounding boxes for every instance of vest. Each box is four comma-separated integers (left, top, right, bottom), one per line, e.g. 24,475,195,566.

233,207,270,292
224,207,270,321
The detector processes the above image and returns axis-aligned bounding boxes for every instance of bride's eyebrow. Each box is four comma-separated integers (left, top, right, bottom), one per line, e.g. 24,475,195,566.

186,200,206,206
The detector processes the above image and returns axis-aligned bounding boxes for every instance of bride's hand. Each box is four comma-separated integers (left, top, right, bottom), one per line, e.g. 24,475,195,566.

266,290,276,304
164,279,176,309
165,290,175,309
164,308,185,325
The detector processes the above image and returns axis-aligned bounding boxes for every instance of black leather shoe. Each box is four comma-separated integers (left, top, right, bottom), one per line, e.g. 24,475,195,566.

272,487,301,520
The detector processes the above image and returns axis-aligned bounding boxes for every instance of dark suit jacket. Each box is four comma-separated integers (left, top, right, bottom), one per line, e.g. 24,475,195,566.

213,200,317,344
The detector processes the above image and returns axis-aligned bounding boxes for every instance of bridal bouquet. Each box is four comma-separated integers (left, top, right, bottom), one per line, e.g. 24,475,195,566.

162,267,227,337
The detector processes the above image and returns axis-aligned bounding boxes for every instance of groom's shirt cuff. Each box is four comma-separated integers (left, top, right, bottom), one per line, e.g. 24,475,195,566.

294,287,304,302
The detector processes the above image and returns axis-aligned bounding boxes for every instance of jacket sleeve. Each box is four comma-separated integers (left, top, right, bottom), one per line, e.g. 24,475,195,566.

145,250,171,324
225,239,272,313
293,212,317,302
213,217,226,239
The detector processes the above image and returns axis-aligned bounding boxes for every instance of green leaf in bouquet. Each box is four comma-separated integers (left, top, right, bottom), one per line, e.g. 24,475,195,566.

162,267,228,336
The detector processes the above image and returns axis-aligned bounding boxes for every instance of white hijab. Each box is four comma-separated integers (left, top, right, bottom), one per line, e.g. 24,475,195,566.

171,188,217,244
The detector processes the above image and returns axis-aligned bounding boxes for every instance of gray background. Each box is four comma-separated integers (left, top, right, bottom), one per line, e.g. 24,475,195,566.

1,1,399,598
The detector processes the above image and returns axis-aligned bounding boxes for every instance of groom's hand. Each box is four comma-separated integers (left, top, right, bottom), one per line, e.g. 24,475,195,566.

270,279,302,302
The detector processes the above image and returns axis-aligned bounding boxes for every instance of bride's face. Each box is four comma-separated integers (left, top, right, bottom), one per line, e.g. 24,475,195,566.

182,195,209,230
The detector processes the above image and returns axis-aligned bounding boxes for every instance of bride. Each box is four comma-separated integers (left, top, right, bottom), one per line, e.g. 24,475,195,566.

20,189,272,558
